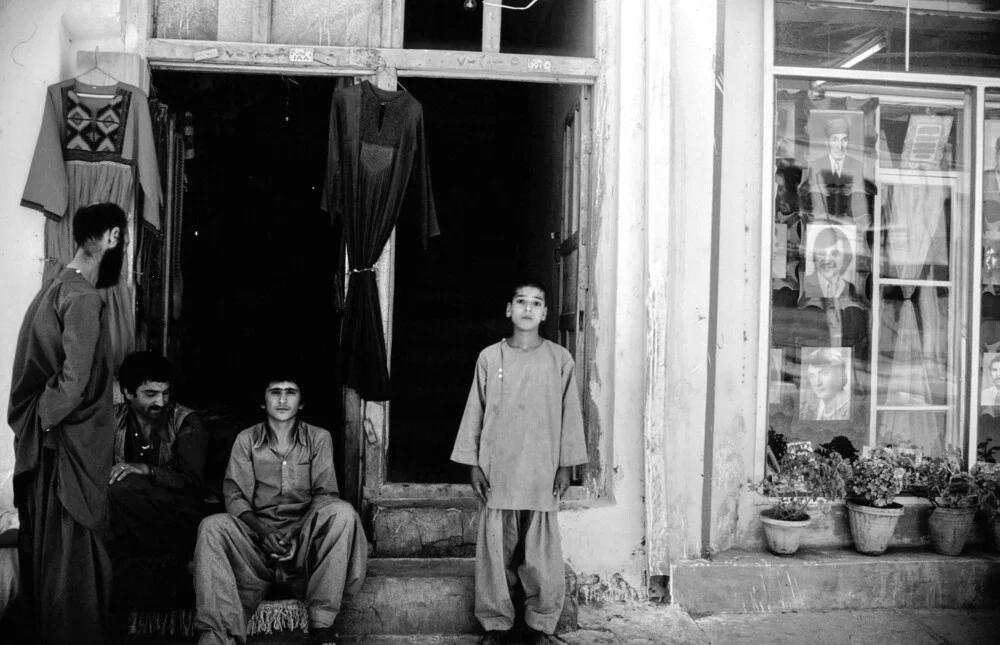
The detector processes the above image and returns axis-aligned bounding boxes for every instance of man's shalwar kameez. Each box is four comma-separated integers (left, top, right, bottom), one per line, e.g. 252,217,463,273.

450,339,587,634
192,421,367,645
8,267,116,645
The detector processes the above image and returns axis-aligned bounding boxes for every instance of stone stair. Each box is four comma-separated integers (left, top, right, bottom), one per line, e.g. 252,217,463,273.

370,498,479,558
671,547,1000,615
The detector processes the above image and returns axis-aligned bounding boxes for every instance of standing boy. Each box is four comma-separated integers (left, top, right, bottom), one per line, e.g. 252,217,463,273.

451,279,588,645
193,376,367,645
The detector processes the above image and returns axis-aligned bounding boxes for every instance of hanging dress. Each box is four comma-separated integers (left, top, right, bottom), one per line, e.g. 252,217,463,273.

22,79,162,371
322,80,440,401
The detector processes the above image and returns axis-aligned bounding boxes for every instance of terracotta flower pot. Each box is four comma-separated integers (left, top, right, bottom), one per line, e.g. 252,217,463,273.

846,501,903,555
760,509,811,556
927,507,977,556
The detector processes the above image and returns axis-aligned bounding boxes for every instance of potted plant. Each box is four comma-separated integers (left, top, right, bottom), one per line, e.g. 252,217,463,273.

845,447,907,555
913,451,980,556
753,448,847,555
975,464,1000,551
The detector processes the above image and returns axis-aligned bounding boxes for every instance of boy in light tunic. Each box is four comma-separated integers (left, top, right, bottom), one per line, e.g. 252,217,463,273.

451,279,588,645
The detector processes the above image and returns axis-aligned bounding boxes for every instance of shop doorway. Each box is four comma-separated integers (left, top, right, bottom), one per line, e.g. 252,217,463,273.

149,71,582,492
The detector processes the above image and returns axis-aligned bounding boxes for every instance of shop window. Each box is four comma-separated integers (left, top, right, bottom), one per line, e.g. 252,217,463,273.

776,0,1000,77
154,0,381,46
501,0,594,58
767,79,974,466
403,0,485,51
977,88,1000,468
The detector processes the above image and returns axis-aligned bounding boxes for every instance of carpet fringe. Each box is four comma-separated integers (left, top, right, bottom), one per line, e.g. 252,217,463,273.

127,599,308,637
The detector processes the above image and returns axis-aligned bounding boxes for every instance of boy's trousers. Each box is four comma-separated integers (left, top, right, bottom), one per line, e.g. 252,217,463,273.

475,507,564,634
192,499,367,645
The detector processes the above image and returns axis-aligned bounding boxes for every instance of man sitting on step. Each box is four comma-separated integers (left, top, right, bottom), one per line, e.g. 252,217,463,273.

192,374,367,645
107,351,210,560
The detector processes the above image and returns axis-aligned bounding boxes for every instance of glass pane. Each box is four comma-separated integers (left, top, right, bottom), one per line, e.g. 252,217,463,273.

501,0,595,57
877,287,950,407
876,411,949,457
404,0,483,51
906,11,1000,77
767,79,972,468
271,0,379,47
775,0,904,72
977,89,1000,467
155,0,219,41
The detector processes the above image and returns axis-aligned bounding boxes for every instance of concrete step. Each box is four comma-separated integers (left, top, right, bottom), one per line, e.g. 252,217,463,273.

370,499,479,557
671,547,1000,615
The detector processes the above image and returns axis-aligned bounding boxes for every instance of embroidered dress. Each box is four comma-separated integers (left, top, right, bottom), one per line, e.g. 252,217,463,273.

22,79,162,370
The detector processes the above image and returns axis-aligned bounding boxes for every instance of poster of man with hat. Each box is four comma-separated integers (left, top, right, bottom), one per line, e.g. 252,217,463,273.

801,111,871,228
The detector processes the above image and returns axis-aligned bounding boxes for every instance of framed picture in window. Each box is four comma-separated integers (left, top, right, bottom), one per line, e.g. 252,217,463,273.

799,347,852,422
799,223,860,304
980,352,1000,412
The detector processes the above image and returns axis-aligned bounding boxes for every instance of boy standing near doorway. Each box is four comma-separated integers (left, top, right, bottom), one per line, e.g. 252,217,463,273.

192,376,367,645
450,279,588,645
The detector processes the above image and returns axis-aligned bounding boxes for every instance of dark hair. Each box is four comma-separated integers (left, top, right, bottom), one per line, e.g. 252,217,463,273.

261,375,304,399
119,351,174,397
812,226,853,274
73,203,127,248
509,278,547,303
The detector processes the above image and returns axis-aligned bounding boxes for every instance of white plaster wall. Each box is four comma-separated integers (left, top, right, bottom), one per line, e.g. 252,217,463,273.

557,0,648,596
0,0,133,510
0,0,71,509
708,0,765,553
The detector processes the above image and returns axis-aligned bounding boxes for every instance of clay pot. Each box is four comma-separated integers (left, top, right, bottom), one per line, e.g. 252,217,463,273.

760,509,811,556
927,506,977,556
846,501,903,555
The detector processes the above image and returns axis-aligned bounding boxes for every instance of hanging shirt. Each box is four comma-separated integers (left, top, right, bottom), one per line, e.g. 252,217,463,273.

8,268,115,531
320,80,440,400
450,340,588,512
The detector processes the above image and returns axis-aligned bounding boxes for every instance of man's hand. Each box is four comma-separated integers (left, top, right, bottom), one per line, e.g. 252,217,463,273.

470,466,490,504
552,467,571,499
274,534,298,563
109,462,151,484
259,528,288,558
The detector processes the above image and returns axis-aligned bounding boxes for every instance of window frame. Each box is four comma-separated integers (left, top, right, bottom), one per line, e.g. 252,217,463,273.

758,0,995,481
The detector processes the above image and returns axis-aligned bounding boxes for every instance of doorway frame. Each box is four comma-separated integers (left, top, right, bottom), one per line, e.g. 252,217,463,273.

120,0,615,513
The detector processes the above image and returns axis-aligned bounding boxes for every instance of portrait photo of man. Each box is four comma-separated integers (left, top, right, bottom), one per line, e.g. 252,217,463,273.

800,223,860,304
799,347,852,422
980,353,1000,411
803,113,871,226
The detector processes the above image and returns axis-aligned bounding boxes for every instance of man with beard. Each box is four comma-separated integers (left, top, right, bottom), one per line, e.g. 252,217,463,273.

8,202,126,644
107,351,209,559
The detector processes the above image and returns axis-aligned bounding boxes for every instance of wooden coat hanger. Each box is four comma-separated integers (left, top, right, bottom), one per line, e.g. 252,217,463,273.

75,47,119,98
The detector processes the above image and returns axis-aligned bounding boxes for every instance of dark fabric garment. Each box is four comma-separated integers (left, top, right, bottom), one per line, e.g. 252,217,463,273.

113,402,206,492
16,448,112,645
107,403,209,557
106,475,207,558
9,268,115,531
321,80,440,400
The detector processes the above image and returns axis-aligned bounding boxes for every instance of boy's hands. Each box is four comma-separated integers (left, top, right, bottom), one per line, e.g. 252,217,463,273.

553,466,571,499
470,466,490,504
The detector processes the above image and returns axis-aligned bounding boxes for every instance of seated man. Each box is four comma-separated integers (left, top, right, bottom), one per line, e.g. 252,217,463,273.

193,376,367,645
108,351,209,558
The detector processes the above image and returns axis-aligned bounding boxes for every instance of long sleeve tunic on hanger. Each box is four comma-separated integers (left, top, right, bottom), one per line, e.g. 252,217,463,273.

321,80,440,400
450,340,588,511
21,79,162,371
